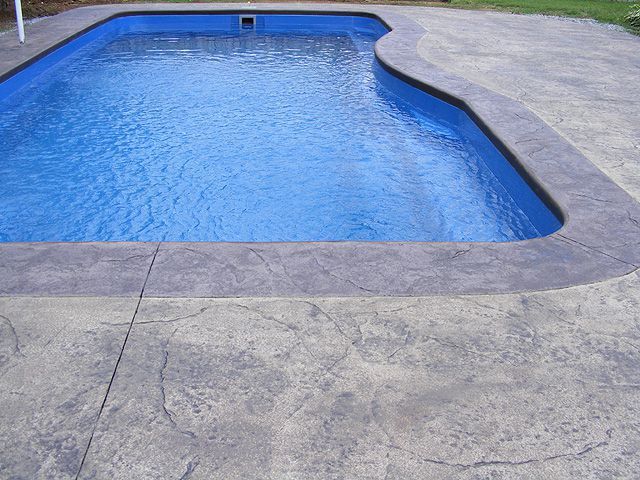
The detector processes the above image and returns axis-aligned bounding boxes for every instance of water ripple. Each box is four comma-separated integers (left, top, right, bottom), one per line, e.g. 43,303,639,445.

0,29,553,241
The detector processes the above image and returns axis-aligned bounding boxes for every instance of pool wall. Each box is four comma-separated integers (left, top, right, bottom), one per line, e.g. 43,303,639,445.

0,4,638,296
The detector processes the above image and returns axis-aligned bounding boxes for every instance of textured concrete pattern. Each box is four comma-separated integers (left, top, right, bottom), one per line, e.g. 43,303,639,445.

69,271,640,478
411,8,640,201
0,298,138,478
0,242,158,296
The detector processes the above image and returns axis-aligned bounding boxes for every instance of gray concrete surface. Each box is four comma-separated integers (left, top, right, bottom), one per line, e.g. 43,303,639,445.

1,5,639,479
411,8,640,201
0,298,138,478
10,270,640,479
0,242,158,296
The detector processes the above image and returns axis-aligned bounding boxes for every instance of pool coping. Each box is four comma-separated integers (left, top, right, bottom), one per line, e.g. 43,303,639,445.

0,3,639,297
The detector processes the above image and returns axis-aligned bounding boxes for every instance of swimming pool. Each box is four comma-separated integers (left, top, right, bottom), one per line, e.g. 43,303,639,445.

0,14,561,242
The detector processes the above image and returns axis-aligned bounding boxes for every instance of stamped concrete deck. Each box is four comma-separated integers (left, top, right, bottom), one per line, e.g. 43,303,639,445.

1,5,639,479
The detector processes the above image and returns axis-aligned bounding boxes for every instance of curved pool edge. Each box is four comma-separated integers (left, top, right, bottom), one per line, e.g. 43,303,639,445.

0,3,638,297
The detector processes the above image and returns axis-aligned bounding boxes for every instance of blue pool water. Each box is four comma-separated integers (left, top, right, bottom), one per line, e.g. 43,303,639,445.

0,14,561,242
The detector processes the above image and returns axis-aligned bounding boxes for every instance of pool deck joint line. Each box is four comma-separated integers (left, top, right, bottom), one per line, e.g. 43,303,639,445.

74,241,160,479
0,3,639,297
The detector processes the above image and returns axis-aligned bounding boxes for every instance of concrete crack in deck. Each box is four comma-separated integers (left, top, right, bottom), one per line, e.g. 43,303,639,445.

159,328,196,440
0,314,25,359
136,306,210,325
178,457,200,480
388,427,612,470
